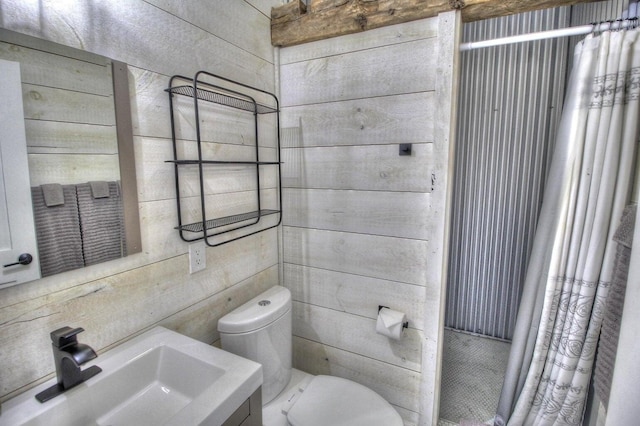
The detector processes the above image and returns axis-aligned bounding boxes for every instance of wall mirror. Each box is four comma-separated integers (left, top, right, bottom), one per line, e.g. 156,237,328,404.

0,28,141,286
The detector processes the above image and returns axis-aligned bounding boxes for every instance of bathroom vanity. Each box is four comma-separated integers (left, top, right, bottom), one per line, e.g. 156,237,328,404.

0,327,262,426
222,389,262,426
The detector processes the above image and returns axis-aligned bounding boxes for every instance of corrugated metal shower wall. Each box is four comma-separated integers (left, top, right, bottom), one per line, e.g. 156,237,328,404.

445,8,570,340
446,0,635,341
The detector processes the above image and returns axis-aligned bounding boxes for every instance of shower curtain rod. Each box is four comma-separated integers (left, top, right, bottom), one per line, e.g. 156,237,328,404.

460,18,638,51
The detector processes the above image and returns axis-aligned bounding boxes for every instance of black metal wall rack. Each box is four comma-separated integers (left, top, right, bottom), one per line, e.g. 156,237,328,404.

166,71,282,247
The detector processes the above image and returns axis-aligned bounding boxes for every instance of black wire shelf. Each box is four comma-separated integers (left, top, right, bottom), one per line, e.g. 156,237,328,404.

166,85,277,114
165,160,281,165
176,209,280,233
167,71,282,247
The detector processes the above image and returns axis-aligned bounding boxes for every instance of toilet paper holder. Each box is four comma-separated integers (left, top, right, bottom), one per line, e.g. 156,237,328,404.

378,305,409,329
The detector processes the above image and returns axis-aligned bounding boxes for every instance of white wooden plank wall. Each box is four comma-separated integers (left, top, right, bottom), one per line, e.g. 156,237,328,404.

0,0,282,402
279,14,458,426
0,40,120,185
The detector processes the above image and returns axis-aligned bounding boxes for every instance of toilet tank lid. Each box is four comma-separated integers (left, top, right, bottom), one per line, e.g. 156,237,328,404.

218,286,291,334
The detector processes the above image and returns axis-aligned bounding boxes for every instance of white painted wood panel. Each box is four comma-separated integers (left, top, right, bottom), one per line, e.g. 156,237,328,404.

28,153,120,186
284,226,430,286
137,198,185,260
280,38,437,106
0,1,276,92
280,17,439,65
292,301,422,371
0,41,112,95
25,121,118,155
1,32,120,191
145,0,275,63
280,92,435,148
284,263,425,326
420,13,460,425
283,188,432,239
129,67,171,138
22,84,115,126
245,0,282,18
282,143,434,192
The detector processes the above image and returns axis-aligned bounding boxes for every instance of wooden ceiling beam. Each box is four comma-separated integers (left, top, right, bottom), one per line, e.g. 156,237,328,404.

271,0,601,47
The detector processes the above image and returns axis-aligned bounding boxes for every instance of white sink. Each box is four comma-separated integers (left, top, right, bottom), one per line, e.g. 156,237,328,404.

0,326,262,426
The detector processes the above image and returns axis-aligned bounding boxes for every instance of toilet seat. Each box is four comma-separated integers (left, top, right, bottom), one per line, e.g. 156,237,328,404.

283,375,403,426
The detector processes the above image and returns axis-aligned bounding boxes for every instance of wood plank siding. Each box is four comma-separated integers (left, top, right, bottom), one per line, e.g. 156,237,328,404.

0,38,119,186
1,3,459,426
280,13,459,424
0,0,282,402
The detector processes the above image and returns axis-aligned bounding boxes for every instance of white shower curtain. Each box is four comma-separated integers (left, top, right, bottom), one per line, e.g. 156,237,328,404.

495,27,640,426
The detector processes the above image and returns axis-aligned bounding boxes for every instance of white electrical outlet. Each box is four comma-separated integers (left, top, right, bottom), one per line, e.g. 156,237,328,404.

189,241,206,274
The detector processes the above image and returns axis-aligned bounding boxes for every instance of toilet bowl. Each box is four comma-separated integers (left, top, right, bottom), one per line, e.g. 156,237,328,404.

218,286,403,426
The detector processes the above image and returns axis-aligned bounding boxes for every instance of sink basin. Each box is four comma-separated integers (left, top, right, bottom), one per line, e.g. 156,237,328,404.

0,326,262,426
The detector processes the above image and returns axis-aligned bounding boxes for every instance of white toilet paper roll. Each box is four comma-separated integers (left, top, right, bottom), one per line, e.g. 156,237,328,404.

376,307,407,340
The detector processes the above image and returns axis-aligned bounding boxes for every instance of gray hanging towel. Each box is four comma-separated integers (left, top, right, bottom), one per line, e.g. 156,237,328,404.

31,185,84,277
89,181,110,198
594,203,637,408
41,183,65,206
76,181,127,266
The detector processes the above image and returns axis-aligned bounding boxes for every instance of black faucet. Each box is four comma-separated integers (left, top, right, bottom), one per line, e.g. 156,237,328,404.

35,326,102,403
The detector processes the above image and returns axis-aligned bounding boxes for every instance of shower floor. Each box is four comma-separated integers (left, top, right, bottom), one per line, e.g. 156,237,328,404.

438,328,511,425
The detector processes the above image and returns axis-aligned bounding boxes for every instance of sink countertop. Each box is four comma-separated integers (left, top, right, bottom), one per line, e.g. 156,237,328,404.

0,326,262,426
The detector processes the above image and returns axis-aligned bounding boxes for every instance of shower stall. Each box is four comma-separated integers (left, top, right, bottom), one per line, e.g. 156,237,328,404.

440,1,636,424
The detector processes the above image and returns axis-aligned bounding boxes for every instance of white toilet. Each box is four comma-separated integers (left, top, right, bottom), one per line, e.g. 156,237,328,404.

218,285,404,426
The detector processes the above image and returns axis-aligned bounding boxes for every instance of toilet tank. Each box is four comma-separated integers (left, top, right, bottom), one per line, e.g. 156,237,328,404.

218,286,292,404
